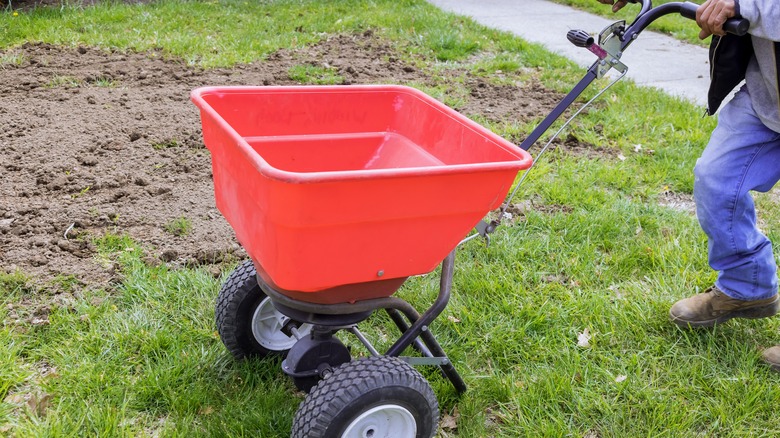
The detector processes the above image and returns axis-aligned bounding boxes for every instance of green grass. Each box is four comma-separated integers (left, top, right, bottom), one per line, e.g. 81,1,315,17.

151,139,179,150
45,73,118,88
0,49,25,67
1,239,298,436
3,0,780,436
163,217,192,237
287,64,344,85
45,74,82,88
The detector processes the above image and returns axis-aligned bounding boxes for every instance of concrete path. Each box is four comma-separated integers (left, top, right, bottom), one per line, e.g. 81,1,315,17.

427,0,711,107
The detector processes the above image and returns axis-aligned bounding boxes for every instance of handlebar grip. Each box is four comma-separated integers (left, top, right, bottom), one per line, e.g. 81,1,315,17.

722,17,750,36
680,1,750,36
567,29,594,48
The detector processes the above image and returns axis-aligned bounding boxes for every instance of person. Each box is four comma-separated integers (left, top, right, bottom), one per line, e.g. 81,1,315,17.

597,0,780,371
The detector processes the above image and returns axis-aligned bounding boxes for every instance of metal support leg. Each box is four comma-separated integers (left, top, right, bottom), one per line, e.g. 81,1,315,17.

386,308,434,358
384,251,467,393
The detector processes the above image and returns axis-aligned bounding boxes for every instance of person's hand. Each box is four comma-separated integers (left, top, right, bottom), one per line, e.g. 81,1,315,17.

597,0,628,12
696,0,737,39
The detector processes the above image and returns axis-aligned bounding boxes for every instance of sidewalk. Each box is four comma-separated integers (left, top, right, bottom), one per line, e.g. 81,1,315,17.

427,0,711,107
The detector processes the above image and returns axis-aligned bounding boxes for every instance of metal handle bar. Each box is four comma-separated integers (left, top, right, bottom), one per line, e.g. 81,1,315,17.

471,0,752,241
625,0,749,42
517,0,750,151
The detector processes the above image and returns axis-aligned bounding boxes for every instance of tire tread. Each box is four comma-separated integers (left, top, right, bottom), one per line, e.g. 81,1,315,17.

215,260,261,359
291,356,439,438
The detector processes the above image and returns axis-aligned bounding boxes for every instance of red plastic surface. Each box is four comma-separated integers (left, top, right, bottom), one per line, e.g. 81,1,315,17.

191,85,532,293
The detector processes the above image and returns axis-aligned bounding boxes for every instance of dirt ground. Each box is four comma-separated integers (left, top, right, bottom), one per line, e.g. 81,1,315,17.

0,32,566,293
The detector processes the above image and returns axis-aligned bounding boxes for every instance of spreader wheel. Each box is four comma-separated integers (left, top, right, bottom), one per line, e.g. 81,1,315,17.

291,356,439,438
216,260,311,359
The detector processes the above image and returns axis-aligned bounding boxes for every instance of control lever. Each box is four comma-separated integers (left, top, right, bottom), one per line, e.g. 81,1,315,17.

567,28,627,78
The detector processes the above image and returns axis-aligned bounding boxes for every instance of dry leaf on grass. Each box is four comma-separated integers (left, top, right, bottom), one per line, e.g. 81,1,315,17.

4,393,26,405
440,407,459,431
27,392,53,417
577,328,591,348
584,429,601,438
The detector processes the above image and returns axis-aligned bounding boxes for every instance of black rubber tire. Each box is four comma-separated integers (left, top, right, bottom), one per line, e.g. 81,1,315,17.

215,260,290,359
291,356,439,438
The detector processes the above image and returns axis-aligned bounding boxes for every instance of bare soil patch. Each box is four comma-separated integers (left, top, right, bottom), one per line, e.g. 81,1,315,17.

1,33,566,292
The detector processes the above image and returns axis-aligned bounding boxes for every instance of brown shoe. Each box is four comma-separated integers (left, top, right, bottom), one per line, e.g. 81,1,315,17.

669,286,779,328
763,346,780,372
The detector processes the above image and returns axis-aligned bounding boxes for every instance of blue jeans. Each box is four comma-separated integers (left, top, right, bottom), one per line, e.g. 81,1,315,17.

695,87,780,301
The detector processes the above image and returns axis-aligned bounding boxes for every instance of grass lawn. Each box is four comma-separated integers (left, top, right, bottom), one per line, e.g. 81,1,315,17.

3,0,780,436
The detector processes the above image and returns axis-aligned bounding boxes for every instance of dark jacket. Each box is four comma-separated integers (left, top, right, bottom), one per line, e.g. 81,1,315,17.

707,34,753,115
706,1,780,132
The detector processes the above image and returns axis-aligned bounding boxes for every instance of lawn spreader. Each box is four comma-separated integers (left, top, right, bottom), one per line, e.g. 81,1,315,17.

190,2,747,436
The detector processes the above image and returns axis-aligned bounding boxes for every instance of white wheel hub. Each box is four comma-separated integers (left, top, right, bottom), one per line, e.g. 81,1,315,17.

341,404,417,438
251,297,311,350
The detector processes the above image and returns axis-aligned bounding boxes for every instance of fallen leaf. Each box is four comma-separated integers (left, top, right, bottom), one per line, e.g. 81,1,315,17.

4,393,26,405
30,317,50,326
441,407,459,431
608,284,624,300
577,328,591,348
584,429,601,438
28,392,52,417
447,315,461,323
